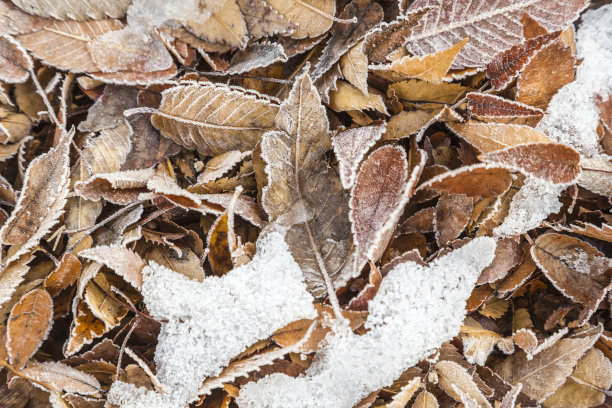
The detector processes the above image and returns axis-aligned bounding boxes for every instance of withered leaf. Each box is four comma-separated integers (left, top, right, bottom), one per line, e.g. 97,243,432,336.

476,238,524,285
180,0,249,49
79,246,145,290
0,252,34,308
340,40,368,96
266,0,336,39
350,145,417,263
0,131,72,266
329,80,388,114
226,43,287,75
531,233,611,306
480,142,581,184
0,34,32,84
150,83,279,156
84,269,138,328
435,193,474,248
446,122,551,154
494,325,603,402
487,32,558,90
412,390,438,408
44,253,81,297
435,360,492,408
207,194,239,277
10,0,130,20
467,93,544,119
7,288,53,369
261,69,354,296
332,121,385,189
64,301,110,357
385,377,420,408
20,361,101,395
578,157,612,197
404,0,587,69
418,164,513,198
237,0,296,39
363,11,426,64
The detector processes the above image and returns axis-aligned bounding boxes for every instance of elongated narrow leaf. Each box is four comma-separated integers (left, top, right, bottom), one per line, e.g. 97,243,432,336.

447,122,551,154
418,164,513,198
11,0,130,20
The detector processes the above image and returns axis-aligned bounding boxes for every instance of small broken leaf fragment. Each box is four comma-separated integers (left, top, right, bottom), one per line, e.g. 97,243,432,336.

7,288,53,369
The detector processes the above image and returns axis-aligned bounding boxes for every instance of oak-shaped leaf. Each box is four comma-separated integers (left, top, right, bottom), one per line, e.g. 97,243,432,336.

261,69,354,295
332,121,386,189
417,164,513,198
0,131,72,266
10,0,129,20
479,142,581,184
494,324,602,402
531,233,611,309
7,288,53,369
404,0,588,69
150,83,279,156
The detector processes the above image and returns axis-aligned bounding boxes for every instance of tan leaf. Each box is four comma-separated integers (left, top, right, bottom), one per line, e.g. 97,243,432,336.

350,145,420,263
150,83,278,156
0,252,34,308
7,288,53,369
266,0,336,39
543,347,612,408
363,11,427,64
531,233,611,306
329,80,389,114
435,193,474,247
226,43,287,75
79,246,145,290
513,328,538,355
417,164,513,198
479,143,581,184
446,122,551,154
10,0,129,20
332,121,386,189
404,0,588,69
17,18,122,73
411,390,439,408
389,79,467,106
237,0,296,39
261,70,354,295
0,110,31,144
487,32,558,91
476,238,524,285
340,41,368,96
207,195,238,277
198,150,250,185
578,157,612,197
141,244,204,282
517,37,576,110
20,361,101,395
494,324,603,402
0,131,72,266
479,297,510,319
84,269,138,328
74,168,153,205
384,37,468,84
311,0,383,80
64,301,107,356
0,34,32,84
435,360,492,408
385,377,420,408
383,110,439,140
460,318,502,366
44,253,81,297
495,241,537,295
182,0,248,48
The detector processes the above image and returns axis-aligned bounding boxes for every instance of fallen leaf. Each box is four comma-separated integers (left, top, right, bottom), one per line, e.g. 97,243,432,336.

435,360,492,408
417,164,513,198
20,361,101,395
44,253,81,297
0,34,32,83
79,246,145,290
467,93,544,120
329,80,388,114
476,238,524,285
266,0,336,39
435,193,474,247
446,122,551,154
578,157,612,197
340,40,369,95
7,288,53,369
10,0,129,20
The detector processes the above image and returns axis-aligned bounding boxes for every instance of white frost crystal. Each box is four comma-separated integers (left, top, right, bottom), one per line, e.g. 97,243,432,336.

107,227,316,408
236,237,496,408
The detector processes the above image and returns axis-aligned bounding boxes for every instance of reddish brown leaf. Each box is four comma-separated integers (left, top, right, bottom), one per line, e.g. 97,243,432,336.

467,93,544,118
476,238,524,285
418,164,513,198
44,253,81,297
479,142,581,184
435,193,474,247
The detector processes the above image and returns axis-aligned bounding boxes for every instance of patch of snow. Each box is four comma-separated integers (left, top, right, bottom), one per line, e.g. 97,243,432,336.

536,5,612,157
494,177,565,237
107,226,316,408
236,237,496,408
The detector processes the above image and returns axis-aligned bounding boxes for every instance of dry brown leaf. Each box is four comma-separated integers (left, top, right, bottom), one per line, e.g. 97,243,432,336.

460,318,503,365
181,0,248,49
363,11,426,64
479,142,581,184
446,122,551,154
543,347,612,408
83,269,138,328
150,83,278,156
6,288,52,369
487,32,559,91
531,233,611,307
79,246,145,290
0,131,72,266
435,360,492,408
347,264,382,311
384,377,420,408
237,0,296,39
226,43,287,75
266,0,336,39
350,145,420,263
311,0,383,81
495,241,538,295
516,37,576,110
198,151,250,185
418,164,513,198
384,37,468,84
411,390,438,408
383,110,439,140
404,0,587,69
435,193,473,247
578,157,612,197
467,93,544,120
494,324,602,402
261,69,354,295
332,121,385,189
329,80,388,114
74,168,152,205
44,253,81,297
10,0,130,20
0,109,31,143
20,361,101,395
0,34,32,84
389,79,467,106
207,194,239,277
17,18,122,73
476,238,524,285
340,40,368,96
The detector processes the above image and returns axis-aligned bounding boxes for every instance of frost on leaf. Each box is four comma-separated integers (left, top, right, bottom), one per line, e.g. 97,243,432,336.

0,34,32,84
10,0,130,20
107,227,315,408
237,237,496,408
